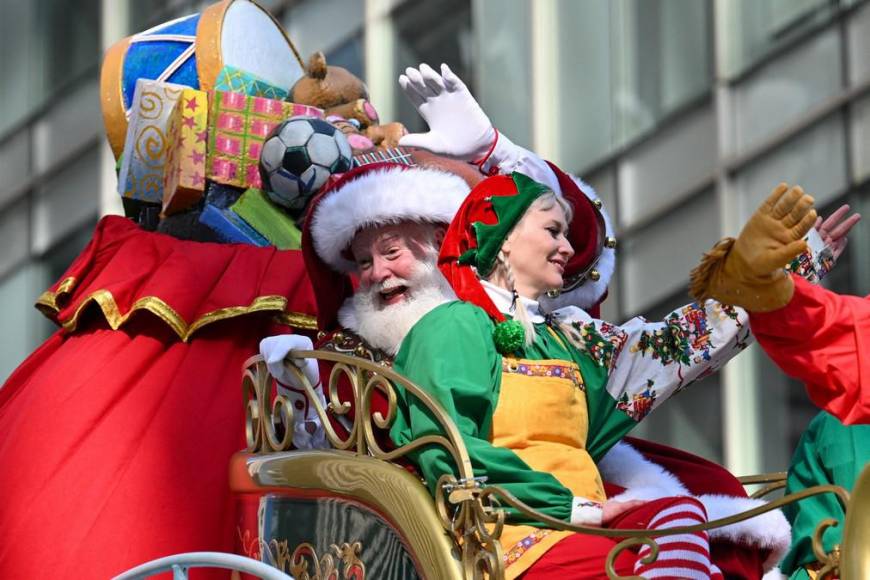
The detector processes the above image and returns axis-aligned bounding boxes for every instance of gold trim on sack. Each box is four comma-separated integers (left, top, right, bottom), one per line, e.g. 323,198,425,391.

35,276,77,315
274,311,318,330
36,280,313,341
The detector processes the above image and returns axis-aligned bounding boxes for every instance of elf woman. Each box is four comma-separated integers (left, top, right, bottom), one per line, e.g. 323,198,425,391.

390,173,818,579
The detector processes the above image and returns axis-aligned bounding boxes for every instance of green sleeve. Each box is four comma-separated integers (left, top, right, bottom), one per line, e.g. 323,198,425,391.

780,412,870,574
544,325,633,462
390,301,575,526
578,353,633,461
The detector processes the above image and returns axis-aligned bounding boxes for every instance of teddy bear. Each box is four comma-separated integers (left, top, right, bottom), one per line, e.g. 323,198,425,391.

290,52,406,151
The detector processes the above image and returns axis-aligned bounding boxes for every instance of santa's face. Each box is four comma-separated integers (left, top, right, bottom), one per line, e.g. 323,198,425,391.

351,222,440,307
344,222,454,354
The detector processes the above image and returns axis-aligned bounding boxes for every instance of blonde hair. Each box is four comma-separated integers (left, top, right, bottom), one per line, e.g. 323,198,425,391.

486,192,574,347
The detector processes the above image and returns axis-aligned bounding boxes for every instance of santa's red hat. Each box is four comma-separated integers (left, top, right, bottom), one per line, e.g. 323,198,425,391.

303,162,471,330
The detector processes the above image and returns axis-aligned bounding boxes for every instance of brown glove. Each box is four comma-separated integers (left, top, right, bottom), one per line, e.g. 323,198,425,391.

690,183,817,312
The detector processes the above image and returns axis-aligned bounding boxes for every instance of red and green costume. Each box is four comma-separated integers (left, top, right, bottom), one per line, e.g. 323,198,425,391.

390,173,782,578
750,274,870,425
780,411,870,578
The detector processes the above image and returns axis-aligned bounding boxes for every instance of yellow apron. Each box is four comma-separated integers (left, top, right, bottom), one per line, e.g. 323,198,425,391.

493,355,605,579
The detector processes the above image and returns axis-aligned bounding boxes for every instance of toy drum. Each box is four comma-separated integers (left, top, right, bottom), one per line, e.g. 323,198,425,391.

101,0,305,158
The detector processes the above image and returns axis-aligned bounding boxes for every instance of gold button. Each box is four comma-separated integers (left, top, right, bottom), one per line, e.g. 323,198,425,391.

592,199,603,210
605,237,617,249
589,269,601,281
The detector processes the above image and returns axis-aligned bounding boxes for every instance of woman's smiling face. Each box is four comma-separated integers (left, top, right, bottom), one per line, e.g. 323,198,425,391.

502,199,574,300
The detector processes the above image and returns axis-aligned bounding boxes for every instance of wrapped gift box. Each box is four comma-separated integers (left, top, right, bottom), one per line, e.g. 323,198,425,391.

206,90,323,189
161,87,208,216
118,79,186,203
214,65,289,100
199,203,269,246
230,188,302,250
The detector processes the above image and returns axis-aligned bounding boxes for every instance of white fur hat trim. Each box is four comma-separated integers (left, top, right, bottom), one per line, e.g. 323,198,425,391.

311,166,470,273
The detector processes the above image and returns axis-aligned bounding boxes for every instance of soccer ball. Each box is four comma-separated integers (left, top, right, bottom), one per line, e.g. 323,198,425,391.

259,116,353,214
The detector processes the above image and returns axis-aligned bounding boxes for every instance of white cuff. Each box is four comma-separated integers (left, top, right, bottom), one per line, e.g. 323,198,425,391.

482,132,562,195
570,497,604,526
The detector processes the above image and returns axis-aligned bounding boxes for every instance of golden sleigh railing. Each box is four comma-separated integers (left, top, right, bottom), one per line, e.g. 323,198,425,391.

237,349,869,580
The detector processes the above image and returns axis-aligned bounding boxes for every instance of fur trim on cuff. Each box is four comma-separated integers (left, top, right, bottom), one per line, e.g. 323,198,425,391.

599,441,791,571
700,494,792,572
311,166,470,272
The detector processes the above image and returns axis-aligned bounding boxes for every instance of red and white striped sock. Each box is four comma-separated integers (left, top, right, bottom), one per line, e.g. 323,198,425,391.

634,498,723,579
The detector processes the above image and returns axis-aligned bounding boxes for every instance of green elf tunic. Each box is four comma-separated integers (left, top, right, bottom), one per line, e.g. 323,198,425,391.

389,279,753,577
780,411,870,579
390,300,608,578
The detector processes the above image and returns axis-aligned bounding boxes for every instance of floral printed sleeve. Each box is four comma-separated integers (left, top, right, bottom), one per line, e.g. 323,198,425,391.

556,227,835,458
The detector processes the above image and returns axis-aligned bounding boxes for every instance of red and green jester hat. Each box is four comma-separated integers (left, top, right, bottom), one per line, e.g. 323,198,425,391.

437,171,602,352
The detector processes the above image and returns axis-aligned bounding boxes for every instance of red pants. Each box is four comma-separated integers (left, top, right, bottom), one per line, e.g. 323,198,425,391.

520,497,713,579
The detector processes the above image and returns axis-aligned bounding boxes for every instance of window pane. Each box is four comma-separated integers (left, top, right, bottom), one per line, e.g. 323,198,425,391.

734,27,841,153
393,0,473,134
0,263,53,383
474,0,532,148
283,0,364,77
555,0,613,170
0,130,32,207
616,104,716,229
32,148,100,255
555,0,712,171
735,113,846,222
39,0,99,89
851,93,870,183
719,0,846,78
0,1,41,136
32,79,101,174
612,0,711,143
0,199,31,279
620,189,718,316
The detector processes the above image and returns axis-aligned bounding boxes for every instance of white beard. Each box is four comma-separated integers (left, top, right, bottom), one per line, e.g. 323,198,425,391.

339,258,456,356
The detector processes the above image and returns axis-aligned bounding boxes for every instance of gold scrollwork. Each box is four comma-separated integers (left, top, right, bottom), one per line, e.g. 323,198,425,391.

243,350,505,579
243,350,856,580
288,541,366,580
477,482,851,580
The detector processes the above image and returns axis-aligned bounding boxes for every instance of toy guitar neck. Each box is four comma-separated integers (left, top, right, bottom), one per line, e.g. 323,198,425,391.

352,147,417,167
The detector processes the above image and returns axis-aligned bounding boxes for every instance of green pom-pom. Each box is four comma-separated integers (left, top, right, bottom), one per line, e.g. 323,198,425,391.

493,320,525,355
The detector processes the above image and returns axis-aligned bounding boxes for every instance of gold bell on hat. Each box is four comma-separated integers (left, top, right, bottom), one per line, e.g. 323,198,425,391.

589,269,601,282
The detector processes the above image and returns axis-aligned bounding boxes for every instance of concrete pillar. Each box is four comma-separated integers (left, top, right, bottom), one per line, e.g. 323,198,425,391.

99,0,128,217
712,0,763,476
364,0,397,123
530,0,559,164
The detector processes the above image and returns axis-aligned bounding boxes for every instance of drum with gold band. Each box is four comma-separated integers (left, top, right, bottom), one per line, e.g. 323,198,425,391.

101,0,305,159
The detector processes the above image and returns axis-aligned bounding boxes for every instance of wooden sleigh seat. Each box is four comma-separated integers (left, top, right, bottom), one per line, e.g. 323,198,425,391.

235,349,868,580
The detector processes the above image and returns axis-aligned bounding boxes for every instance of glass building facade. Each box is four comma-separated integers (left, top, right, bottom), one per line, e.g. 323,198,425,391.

0,0,867,475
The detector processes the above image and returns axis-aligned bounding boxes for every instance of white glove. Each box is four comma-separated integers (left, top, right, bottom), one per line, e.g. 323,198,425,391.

398,62,563,194
259,334,329,450
398,63,495,162
259,334,319,388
